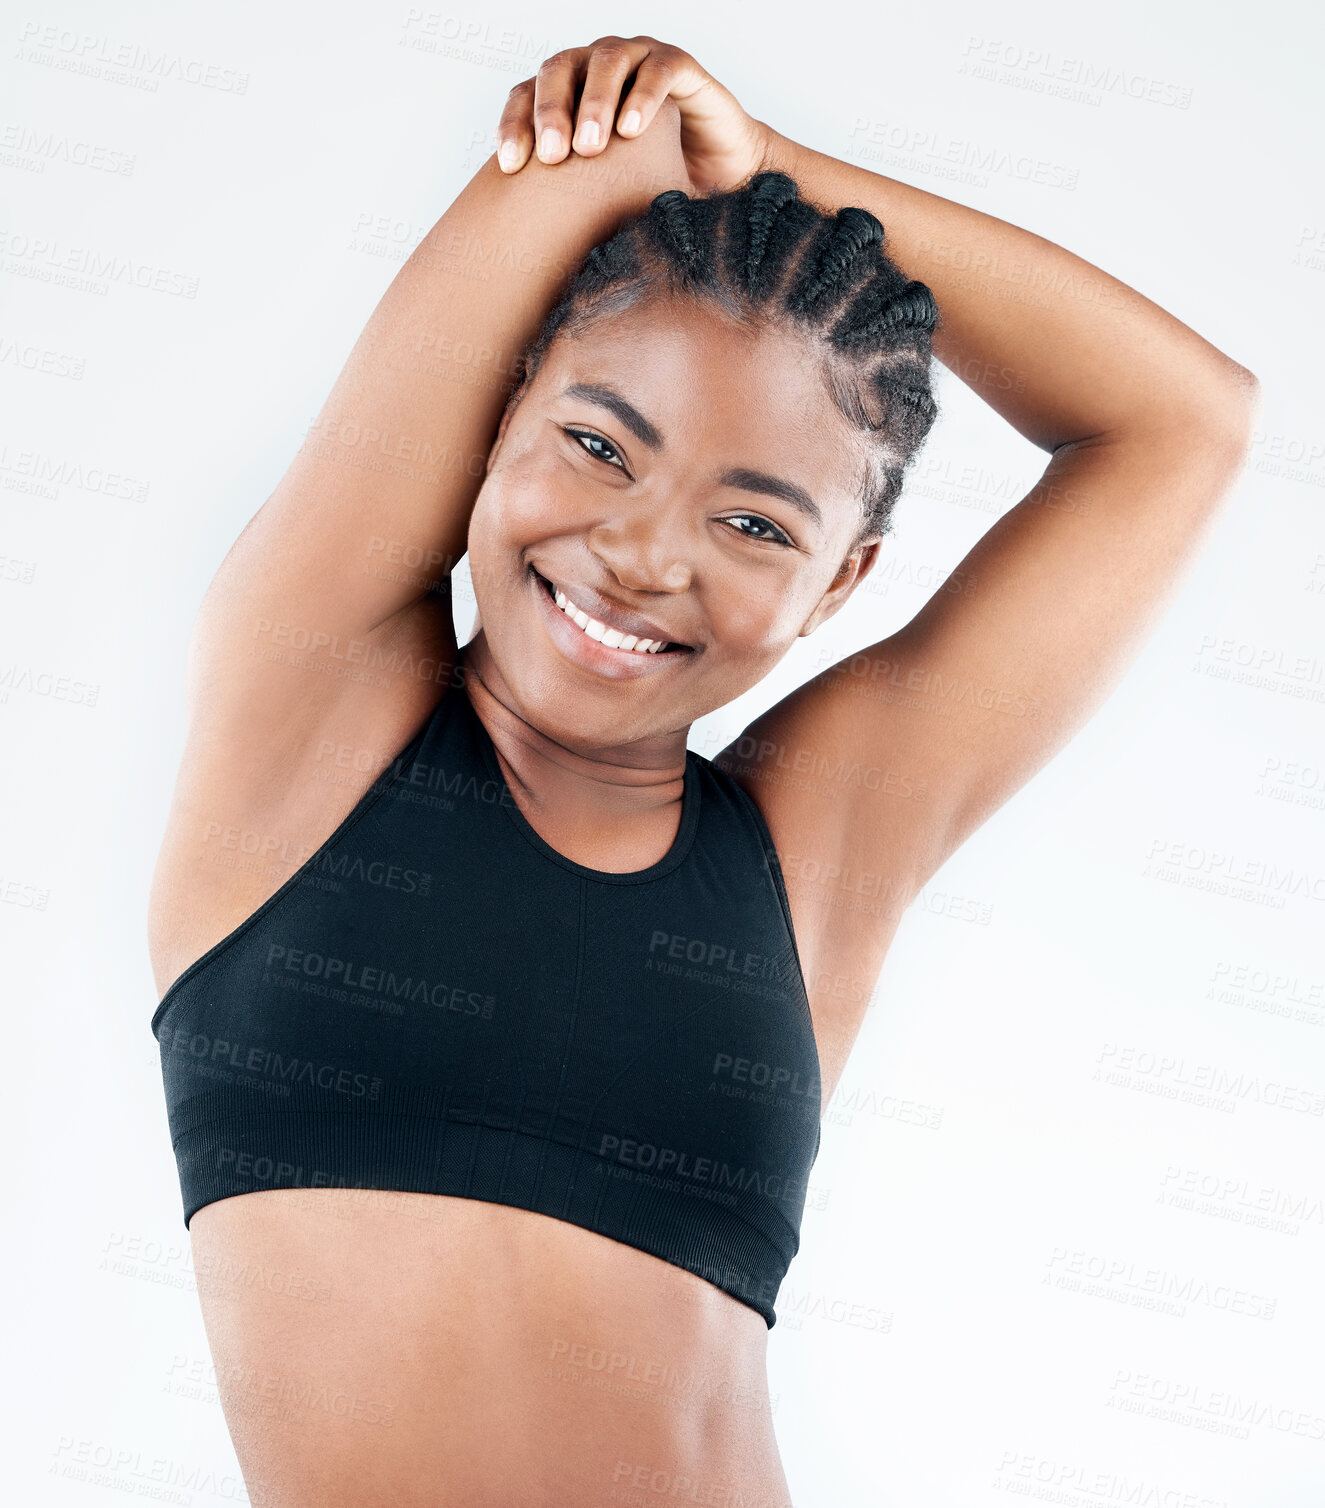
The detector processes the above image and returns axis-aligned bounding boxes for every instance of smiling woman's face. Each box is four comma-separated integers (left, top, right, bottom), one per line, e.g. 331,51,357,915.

464,291,881,751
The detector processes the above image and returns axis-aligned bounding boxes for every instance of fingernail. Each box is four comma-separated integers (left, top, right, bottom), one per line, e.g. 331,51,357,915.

620,109,641,135
539,128,563,160
498,139,519,172
576,120,600,150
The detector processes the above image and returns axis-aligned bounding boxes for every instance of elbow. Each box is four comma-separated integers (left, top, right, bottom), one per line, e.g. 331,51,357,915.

1212,362,1261,469
1219,357,1260,430
1082,359,1261,469
1174,359,1261,471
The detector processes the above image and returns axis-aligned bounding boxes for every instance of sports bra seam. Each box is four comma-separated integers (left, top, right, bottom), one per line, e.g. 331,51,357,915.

166,1108,795,1253
577,994,719,1140
712,768,809,994
535,874,587,1209
707,765,824,1134
149,706,438,1038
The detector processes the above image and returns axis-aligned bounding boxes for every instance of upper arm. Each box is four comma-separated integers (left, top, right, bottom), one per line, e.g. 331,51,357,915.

717,379,1258,905
188,104,689,744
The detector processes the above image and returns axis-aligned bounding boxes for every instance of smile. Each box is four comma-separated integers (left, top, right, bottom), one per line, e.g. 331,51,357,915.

532,569,690,655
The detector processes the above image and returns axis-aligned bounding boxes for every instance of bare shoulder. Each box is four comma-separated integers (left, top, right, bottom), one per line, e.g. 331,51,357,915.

713,684,920,932
147,591,459,1003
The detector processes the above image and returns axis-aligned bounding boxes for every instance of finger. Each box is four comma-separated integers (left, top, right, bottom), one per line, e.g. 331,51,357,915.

532,47,588,163
616,45,702,137
496,78,536,172
572,37,650,155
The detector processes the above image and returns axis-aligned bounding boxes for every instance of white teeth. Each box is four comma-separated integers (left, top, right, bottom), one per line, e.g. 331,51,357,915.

549,581,669,654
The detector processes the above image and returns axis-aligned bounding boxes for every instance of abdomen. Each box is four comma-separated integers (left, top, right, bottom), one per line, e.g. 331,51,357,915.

188,1188,791,1506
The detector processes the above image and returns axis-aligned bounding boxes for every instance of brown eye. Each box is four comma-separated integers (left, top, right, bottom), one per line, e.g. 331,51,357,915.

725,514,792,546
564,428,627,471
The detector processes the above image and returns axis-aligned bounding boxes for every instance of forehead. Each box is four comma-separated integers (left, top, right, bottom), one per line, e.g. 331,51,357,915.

535,293,867,514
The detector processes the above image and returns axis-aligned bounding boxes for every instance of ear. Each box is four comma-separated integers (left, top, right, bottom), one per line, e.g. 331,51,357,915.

797,538,882,637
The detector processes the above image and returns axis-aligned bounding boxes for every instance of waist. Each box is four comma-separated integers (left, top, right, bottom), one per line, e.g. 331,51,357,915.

189,1189,794,1506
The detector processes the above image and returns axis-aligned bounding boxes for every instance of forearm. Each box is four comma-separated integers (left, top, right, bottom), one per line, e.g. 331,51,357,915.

263,106,688,632
759,126,1256,452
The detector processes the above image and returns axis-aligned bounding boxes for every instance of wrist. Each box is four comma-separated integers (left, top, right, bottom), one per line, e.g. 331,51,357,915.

754,123,800,178
754,124,839,212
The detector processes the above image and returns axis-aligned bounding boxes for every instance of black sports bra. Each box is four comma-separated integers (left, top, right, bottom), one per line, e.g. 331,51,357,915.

151,656,823,1327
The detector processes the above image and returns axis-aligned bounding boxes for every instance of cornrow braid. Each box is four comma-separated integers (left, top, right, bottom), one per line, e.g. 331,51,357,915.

726,170,797,294
785,205,884,319
832,276,939,350
513,168,941,546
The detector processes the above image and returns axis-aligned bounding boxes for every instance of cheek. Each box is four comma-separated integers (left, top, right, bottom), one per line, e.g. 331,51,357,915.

463,481,501,599
713,586,801,660
474,459,572,550
468,465,582,614
467,474,535,572
465,484,530,614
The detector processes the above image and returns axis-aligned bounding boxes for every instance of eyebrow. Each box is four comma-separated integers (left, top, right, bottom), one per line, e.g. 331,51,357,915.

559,381,824,531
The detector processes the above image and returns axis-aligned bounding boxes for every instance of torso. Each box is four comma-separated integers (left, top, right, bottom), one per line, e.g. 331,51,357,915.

149,602,911,1506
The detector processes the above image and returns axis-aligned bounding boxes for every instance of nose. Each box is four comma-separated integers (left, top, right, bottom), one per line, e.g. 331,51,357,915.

586,513,693,594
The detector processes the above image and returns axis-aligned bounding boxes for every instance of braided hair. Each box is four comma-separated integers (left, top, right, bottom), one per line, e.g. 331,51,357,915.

513,171,940,548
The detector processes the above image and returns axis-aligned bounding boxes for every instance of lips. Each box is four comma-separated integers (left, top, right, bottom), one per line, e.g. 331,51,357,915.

530,567,693,654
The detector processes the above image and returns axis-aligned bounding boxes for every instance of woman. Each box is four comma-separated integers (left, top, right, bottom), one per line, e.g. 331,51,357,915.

147,36,1257,1506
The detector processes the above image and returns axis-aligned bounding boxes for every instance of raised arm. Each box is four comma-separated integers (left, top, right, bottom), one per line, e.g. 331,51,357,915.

732,125,1258,900
761,128,1256,448
147,99,688,998
188,100,688,726
487,40,1259,915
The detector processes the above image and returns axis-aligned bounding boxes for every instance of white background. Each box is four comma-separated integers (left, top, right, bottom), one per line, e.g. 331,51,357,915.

2,2,1322,1504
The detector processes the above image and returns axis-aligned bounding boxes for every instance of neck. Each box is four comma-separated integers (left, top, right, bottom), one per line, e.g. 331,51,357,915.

457,635,690,837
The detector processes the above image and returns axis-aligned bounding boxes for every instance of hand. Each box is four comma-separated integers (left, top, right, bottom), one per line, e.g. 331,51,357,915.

495,36,773,194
